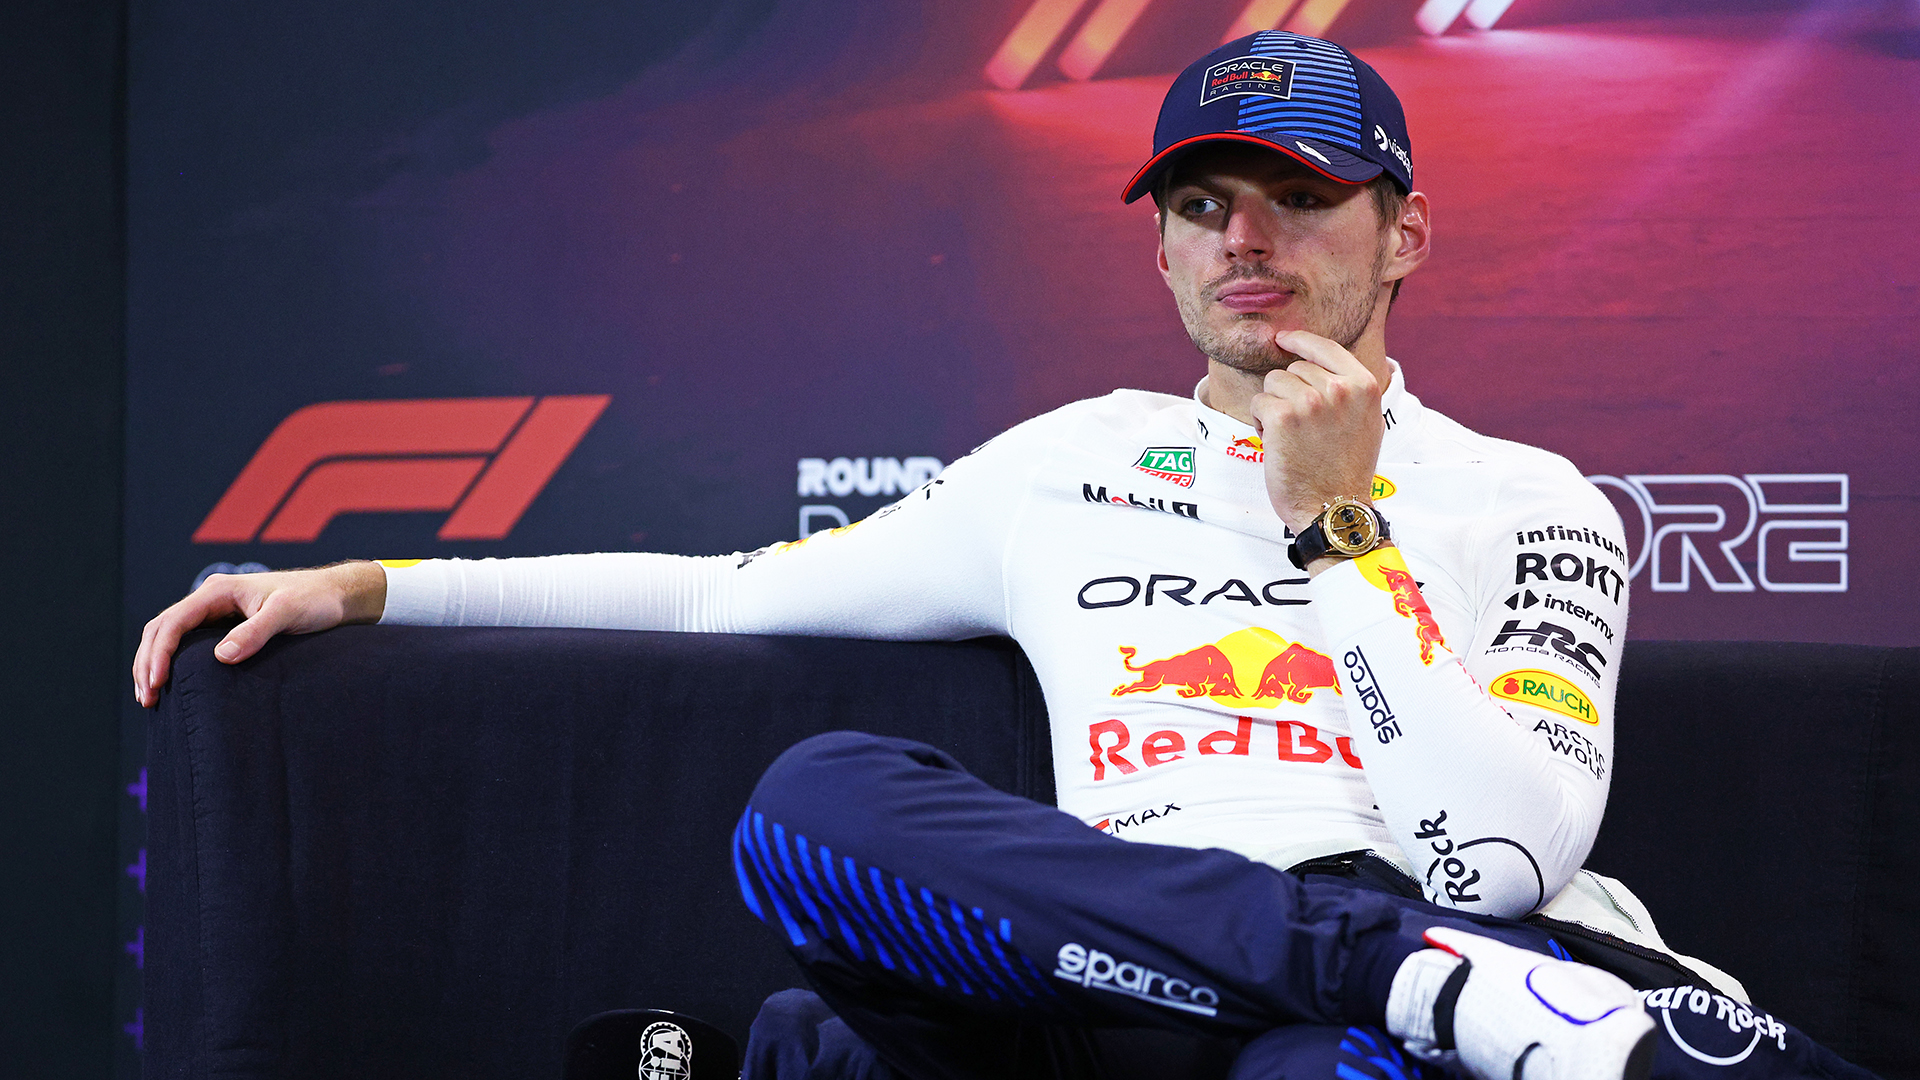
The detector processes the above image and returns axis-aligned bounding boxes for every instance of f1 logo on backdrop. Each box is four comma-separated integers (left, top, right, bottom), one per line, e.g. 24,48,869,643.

194,396,610,543
1586,474,1848,593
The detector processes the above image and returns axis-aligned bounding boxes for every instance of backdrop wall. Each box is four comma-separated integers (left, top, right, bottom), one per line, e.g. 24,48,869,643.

2,1,125,1077
122,0,1920,1071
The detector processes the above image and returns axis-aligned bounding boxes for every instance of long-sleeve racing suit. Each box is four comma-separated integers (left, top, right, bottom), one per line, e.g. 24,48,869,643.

381,361,1631,921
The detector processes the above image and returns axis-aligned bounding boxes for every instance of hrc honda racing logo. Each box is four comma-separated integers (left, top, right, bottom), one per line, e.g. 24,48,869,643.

1053,942,1220,1016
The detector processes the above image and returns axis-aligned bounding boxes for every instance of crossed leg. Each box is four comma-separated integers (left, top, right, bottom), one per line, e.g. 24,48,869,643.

732,732,1872,1080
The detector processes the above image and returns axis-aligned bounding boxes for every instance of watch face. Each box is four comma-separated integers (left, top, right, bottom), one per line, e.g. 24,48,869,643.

1324,500,1379,555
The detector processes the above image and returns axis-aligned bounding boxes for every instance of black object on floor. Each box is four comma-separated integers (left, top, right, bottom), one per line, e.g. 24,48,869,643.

565,1009,740,1080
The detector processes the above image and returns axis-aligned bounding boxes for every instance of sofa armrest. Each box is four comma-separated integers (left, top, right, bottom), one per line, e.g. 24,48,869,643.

147,625,1051,1079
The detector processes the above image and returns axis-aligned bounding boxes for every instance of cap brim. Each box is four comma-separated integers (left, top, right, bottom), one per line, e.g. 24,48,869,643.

1121,132,1384,204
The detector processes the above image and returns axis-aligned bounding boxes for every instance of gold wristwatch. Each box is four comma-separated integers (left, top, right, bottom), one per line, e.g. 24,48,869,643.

1287,496,1391,570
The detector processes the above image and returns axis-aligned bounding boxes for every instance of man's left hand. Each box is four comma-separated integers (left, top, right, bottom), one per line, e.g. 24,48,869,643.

1248,330,1386,535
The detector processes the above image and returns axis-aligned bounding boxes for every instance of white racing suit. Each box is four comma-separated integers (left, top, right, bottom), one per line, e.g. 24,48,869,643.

382,362,1843,1076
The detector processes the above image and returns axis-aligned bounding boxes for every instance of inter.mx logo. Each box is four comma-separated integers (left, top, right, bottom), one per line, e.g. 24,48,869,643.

194,396,609,543
1586,473,1848,593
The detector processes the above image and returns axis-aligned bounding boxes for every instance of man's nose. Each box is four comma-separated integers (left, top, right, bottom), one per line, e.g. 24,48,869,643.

1222,204,1280,263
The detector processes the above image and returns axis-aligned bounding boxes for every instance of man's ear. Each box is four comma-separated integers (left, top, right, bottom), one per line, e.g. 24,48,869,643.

1156,212,1175,289
1383,191,1431,285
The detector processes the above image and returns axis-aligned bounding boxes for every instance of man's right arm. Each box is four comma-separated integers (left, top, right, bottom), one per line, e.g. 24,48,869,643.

133,560,387,707
133,423,1047,707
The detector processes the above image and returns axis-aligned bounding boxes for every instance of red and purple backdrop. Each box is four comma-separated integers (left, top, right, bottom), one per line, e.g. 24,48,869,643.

117,0,1919,1069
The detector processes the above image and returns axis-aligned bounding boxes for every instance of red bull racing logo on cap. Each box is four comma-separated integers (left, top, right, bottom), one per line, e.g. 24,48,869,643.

1112,627,1339,707
1199,56,1296,106
1355,547,1448,664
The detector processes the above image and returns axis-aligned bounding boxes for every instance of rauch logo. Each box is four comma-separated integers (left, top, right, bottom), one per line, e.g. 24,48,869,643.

1491,669,1594,724
194,396,608,544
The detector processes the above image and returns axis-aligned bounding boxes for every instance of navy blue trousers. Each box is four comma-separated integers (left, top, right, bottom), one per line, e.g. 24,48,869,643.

733,732,1874,1080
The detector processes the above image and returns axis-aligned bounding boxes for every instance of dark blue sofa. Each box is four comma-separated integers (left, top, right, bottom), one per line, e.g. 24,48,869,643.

146,628,1920,1078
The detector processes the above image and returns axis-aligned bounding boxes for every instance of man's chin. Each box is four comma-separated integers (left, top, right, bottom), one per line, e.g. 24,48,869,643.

1197,335,1295,376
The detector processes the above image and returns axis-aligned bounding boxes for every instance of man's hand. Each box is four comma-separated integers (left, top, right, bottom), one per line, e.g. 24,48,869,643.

132,561,387,707
1249,330,1386,537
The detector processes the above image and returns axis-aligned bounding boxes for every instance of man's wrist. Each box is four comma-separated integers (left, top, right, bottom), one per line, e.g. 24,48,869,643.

331,560,389,624
1290,497,1390,570
1304,538,1394,579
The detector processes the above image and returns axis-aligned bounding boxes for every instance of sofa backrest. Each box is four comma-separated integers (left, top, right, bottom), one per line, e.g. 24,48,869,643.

146,628,1917,1079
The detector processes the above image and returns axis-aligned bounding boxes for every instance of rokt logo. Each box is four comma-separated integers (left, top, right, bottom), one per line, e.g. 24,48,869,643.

195,396,609,544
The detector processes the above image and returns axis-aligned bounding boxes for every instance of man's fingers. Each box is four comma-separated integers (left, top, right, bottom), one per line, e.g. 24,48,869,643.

1273,359,1334,395
1273,330,1362,373
214,592,301,664
214,624,259,664
133,578,246,704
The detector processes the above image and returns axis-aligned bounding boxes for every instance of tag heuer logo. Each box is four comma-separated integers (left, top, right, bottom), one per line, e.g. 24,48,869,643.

1132,447,1196,488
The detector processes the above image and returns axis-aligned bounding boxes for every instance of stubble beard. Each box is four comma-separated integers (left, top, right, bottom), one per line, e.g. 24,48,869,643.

1177,244,1389,376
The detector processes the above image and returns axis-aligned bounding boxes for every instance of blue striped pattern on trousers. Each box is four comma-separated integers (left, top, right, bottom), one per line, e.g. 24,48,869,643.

1337,1026,1435,1080
732,805,1055,1002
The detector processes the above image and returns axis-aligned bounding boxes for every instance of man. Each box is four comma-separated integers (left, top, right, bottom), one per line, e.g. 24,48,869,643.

135,31,1870,1080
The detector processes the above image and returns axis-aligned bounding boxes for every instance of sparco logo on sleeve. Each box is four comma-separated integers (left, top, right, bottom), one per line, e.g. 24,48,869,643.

1343,647,1401,744
1053,942,1220,1016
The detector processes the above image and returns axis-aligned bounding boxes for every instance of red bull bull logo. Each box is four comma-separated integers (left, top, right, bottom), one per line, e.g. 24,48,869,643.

1356,548,1448,665
1111,628,1340,708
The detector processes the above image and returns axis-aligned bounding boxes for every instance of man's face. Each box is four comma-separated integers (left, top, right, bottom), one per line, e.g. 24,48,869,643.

1156,143,1394,375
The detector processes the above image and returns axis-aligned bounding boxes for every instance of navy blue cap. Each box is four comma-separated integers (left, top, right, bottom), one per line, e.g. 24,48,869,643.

1122,31,1413,204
